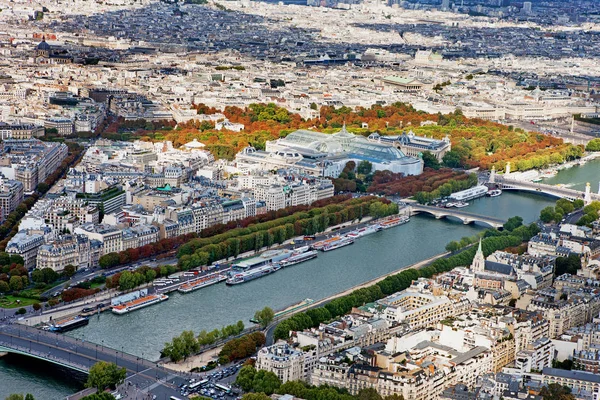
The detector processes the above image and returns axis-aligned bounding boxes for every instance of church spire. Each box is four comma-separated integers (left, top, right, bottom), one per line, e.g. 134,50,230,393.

471,238,485,273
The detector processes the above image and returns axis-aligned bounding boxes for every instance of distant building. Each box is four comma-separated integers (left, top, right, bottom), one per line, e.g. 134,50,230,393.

0,124,44,140
367,131,451,161
253,179,334,211
381,76,424,92
243,126,423,177
414,50,443,65
542,368,600,398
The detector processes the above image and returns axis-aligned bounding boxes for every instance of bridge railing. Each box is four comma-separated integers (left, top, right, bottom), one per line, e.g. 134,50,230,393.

0,340,90,371
410,205,506,223
6,325,160,370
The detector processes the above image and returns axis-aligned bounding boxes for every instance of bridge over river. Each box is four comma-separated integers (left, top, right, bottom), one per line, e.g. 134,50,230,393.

494,176,600,203
407,204,507,229
0,323,190,399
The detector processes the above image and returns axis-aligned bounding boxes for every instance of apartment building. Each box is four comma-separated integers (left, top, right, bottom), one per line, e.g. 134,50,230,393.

0,124,44,140
572,349,600,374
5,230,45,269
542,368,600,397
253,179,334,211
256,343,307,383
36,234,96,272
122,224,159,250
513,311,550,353
0,179,24,221
74,224,122,255
379,290,471,330
514,337,555,373
528,294,600,339
190,201,224,233
76,186,126,215
5,139,69,192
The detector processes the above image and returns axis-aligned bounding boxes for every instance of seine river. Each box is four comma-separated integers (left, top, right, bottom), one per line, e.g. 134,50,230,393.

0,189,562,399
542,158,600,192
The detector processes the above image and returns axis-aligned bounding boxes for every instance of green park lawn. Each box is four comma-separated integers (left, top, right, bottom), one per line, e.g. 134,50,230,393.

0,295,39,309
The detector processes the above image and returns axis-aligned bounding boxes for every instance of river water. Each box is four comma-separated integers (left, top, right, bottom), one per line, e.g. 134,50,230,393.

542,158,600,192
0,191,556,399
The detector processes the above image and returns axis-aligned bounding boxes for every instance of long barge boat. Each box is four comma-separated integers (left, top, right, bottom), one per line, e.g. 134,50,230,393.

48,315,89,332
177,273,226,294
112,293,169,315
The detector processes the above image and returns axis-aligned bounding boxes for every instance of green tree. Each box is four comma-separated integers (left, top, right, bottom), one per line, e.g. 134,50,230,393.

445,241,461,253
236,365,257,392
384,395,405,400
9,255,24,266
252,370,281,395
357,160,373,175
421,151,440,170
6,395,35,400
357,388,383,400
32,303,41,311
585,138,600,151
242,394,271,400
555,255,581,276
162,330,199,362
254,306,275,328
85,362,126,391
442,150,462,168
9,275,23,291
503,216,523,232
556,199,574,215
63,264,77,278
540,206,557,223
552,359,574,370
118,271,136,291
0,280,9,293
539,383,575,400
573,199,584,209
36,182,50,194
41,268,58,283
31,269,44,283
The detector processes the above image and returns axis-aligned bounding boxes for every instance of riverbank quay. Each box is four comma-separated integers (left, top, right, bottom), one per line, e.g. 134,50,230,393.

505,152,600,182
264,250,451,345
160,250,449,371
6,216,385,330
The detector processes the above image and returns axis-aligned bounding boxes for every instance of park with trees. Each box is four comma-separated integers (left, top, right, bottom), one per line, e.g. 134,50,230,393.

96,102,583,176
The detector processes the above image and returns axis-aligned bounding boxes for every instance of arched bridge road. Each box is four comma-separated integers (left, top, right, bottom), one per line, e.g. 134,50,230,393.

0,323,189,399
408,204,507,229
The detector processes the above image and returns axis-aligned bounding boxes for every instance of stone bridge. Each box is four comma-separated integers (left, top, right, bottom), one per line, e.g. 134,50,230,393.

408,204,506,229
0,323,189,399
495,176,600,203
